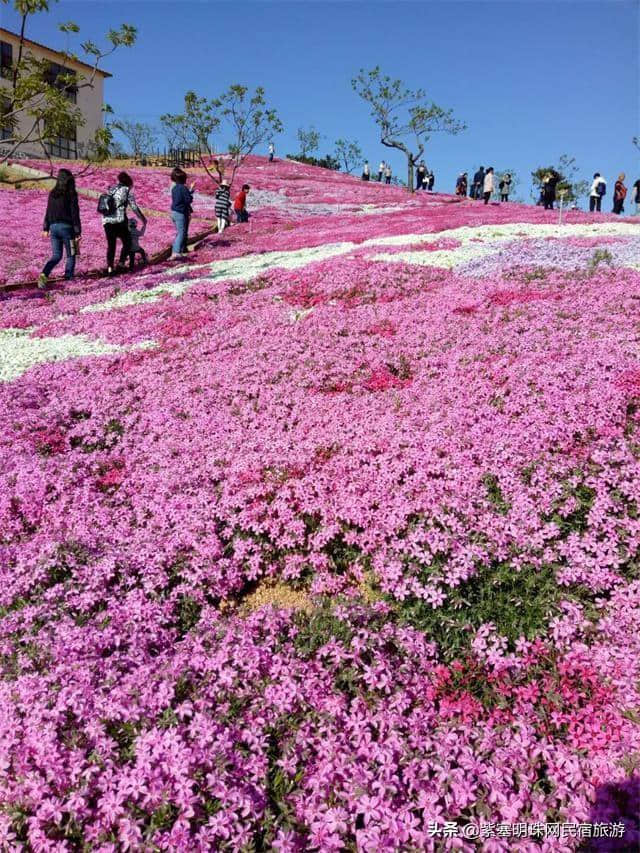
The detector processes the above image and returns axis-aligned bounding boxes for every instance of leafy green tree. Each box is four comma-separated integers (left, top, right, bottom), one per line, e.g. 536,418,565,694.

112,118,158,159
351,66,465,192
296,125,321,158
531,155,588,206
163,85,282,187
334,137,363,174
0,0,137,170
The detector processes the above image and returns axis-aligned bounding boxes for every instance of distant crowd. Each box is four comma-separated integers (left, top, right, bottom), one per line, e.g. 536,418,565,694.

361,157,640,215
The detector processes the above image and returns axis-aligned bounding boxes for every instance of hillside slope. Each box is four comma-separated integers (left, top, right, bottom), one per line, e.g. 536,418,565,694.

1,157,639,850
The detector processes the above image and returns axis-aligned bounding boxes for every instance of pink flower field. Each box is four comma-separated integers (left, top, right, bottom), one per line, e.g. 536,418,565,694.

1,157,639,851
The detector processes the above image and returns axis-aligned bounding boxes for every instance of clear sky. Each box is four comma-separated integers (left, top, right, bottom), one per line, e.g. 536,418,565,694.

2,0,639,202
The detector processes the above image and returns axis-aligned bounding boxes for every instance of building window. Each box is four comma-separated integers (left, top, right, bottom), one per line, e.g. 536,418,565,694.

0,98,11,141
46,130,77,159
45,62,78,102
0,41,12,79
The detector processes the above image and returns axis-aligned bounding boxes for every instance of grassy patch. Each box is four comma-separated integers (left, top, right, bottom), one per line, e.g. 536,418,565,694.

394,560,573,661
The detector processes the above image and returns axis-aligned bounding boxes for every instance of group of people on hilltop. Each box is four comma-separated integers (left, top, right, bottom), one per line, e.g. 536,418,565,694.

37,167,253,289
456,166,512,204
587,173,639,215
360,159,435,190
455,167,511,204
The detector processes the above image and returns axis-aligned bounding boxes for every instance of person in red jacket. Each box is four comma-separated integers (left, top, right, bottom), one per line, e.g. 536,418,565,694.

613,173,627,215
233,184,251,223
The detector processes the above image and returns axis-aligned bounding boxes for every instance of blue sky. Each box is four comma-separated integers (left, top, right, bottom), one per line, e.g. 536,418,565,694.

2,0,639,202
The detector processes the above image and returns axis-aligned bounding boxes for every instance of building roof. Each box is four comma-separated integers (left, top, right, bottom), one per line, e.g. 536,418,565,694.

0,27,112,78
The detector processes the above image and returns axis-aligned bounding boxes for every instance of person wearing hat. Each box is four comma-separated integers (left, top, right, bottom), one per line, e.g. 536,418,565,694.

215,179,232,233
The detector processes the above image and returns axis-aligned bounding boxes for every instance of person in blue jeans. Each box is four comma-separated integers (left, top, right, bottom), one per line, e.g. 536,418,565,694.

170,167,194,259
38,168,81,289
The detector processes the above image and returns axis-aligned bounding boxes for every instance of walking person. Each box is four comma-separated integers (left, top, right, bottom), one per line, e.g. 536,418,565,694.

268,142,275,162
613,173,627,215
428,170,435,191
416,161,427,190
170,167,194,259
378,160,385,182
234,183,251,222
499,173,512,202
101,171,147,276
384,163,392,184
589,173,606,212
38,168,81,289
482,167,494,204
471,166,484,200
362,160,370,181
215,180,232,234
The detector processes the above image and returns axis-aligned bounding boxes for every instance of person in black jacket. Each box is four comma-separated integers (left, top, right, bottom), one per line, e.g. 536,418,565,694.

471,167,484,200
38,168,81,288
542,172,559,210
170,167,195,258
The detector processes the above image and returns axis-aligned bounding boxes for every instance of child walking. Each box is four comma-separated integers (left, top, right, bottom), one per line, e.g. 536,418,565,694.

128,218,148,270
215,180,232,233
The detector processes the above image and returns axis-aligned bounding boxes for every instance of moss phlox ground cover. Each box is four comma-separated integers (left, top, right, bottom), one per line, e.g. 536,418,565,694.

0,156,639,850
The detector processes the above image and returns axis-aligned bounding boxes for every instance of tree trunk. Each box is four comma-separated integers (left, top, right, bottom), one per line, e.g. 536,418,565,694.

407,157,414,193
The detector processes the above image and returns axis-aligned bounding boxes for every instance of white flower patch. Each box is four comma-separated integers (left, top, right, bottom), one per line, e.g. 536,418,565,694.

0,328,155,382
81,220,640,314
83,242,359,313
356,203,415,216
288,307,315,323
363,220,640,250
365,221,640,268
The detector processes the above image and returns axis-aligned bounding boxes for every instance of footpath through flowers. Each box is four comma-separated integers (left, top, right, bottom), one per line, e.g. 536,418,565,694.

1,156,639,851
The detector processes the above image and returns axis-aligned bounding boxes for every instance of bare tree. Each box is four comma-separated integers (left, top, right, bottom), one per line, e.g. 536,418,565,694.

162,85,282,188
334,138,363,174
112,118,158,159
351,66,465,192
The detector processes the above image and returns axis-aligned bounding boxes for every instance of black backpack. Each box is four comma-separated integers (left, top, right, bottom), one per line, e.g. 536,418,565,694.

97,186,129,216
97,188,116,216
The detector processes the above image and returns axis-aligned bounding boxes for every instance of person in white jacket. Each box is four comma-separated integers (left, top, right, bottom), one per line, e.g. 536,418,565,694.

483,167,494,205
589,173,606,212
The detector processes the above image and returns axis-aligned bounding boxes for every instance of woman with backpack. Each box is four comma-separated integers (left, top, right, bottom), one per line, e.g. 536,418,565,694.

613,173,627,215
99,171,147,276
589,173,606,212
38,168,81,289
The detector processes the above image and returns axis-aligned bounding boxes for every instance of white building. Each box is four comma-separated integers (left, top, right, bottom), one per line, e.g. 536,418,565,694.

0,26,111,159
